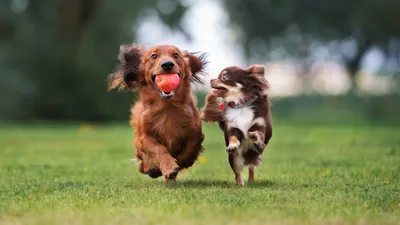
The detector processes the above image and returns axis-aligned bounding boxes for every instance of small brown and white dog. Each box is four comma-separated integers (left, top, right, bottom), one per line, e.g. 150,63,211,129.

201,65,272,185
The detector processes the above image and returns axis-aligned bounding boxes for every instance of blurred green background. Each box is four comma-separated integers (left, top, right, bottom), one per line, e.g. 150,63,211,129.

0,0,399,122
1,2,399,224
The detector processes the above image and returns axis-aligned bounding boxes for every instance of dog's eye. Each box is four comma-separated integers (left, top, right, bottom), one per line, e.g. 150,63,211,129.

173,53,179,58
222,74,228,81
150,53,157,59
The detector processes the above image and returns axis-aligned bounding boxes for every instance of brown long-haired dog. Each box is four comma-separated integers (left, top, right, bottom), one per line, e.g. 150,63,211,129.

201,65,272,185
108,44,207,181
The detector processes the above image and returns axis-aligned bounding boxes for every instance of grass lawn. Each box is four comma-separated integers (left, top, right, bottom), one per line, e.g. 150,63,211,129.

0,119,399,224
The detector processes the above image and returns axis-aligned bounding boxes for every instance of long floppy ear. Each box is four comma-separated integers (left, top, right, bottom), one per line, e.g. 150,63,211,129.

107,44,145,91
183,51,208,84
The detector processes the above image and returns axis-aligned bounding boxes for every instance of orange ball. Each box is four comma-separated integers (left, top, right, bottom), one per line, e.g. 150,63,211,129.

155,74,180,92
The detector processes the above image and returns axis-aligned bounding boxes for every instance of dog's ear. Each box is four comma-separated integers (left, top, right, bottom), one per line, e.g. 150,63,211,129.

246,64,265,76
245,64,269,90
107,44,146,91
183,51,208,84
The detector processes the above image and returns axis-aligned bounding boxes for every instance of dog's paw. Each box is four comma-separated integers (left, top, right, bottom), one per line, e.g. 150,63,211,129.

248,131,260,141
160,157,180,180
248,131,265,151
226,143,239,154
254,141,266,152
163,167,180,180
147,168,162,178
254,141,265,151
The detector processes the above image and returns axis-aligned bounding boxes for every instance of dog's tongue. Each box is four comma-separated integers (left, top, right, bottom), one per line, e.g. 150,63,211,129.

155,74,180,93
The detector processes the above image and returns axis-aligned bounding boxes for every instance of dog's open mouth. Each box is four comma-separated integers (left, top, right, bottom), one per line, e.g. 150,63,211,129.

152,74,180,99
159,90,175,99
213,86,228,95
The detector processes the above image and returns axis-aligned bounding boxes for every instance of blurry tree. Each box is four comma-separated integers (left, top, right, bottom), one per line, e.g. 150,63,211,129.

0,0,188,121
222,0,400,77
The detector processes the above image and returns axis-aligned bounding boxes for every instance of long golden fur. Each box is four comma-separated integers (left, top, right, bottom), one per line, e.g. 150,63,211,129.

108,44,207,181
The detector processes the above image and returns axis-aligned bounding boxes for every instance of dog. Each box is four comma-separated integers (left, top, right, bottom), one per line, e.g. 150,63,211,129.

201,64,272,185
108,44,207,181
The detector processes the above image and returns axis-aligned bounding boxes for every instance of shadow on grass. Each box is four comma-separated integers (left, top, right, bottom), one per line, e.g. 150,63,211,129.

164,179,275,189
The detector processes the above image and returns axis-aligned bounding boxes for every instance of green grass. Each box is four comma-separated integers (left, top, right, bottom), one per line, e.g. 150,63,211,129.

0,120,399,225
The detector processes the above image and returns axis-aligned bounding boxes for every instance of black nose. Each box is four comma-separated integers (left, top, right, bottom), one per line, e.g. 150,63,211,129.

161,60,174,71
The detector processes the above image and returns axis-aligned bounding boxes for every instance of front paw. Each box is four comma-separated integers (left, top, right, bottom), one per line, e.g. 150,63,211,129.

160,156,180,180
226,144,239,154
163,167,180,180
147,168,162,178
255,143,266,152
248,131,259,141
248,131,265,151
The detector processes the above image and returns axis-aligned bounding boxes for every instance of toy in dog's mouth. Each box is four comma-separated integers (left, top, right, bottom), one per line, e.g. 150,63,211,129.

212,86,228,95
153,73,180,99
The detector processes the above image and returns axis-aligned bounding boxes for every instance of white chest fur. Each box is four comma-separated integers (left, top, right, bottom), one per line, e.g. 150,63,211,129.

225,106,254,137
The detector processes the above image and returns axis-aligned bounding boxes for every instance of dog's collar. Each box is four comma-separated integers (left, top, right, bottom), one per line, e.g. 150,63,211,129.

220,96,257,109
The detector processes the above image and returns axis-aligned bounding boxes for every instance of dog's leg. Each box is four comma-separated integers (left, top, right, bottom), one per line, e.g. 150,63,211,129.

249,113,273,147
247,118,271,183
225,128,244,154
176,133,204,169
226,128,245,185
134,131,151,175
141,136,180,180
134,133,163,178
248,131,265,152
248,122,267,153
229,153,244,185
248,166,255,183
226,136,240,154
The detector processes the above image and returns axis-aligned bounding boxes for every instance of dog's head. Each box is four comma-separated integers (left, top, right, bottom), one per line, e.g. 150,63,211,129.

210,65,269,102
108,44,207,99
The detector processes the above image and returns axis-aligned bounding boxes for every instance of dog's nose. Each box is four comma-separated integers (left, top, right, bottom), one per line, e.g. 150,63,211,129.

161,60,174,71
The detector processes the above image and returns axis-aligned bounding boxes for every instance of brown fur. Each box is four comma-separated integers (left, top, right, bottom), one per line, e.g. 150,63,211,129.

201,64,272,185
108,44,207,181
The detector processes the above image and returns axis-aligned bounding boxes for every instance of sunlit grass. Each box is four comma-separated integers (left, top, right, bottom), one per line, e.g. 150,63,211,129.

0,120,399,224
